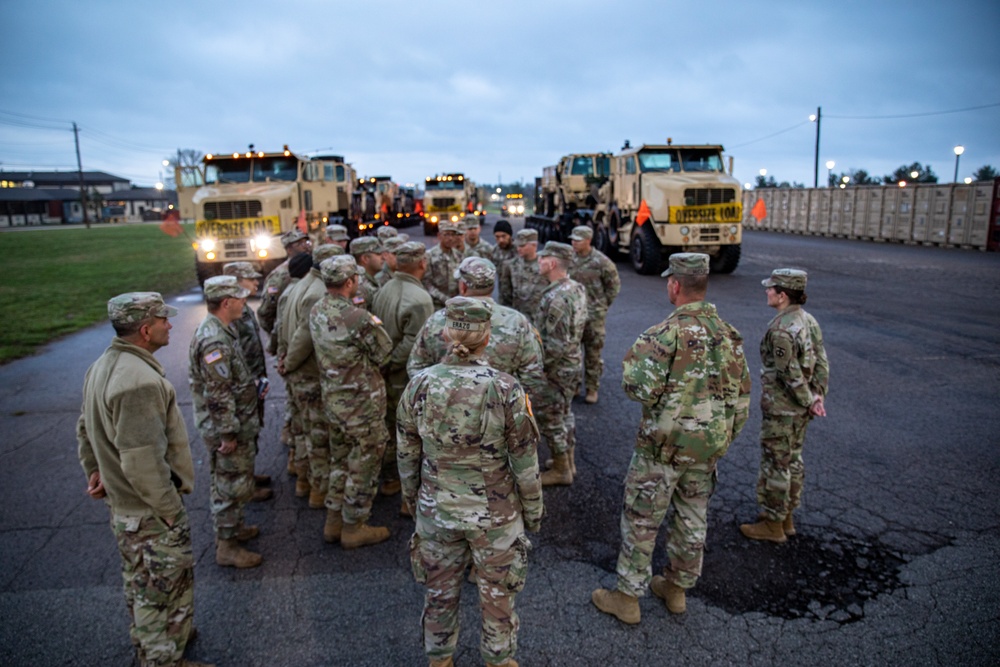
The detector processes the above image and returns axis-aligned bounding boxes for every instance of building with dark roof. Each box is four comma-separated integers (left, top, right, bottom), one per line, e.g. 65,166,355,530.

0,170,130,193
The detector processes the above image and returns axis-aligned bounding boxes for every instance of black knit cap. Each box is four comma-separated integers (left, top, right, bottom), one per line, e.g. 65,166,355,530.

494,219,513,236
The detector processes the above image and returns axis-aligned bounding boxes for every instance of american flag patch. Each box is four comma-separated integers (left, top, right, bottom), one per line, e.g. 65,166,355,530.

204,350,223,364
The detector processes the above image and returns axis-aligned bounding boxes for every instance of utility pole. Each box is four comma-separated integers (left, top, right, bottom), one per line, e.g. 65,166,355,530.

813,106,821,189
73,122,90,228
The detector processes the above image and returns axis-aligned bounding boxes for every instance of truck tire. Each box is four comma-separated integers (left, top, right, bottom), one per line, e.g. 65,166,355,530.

196,261,222,286
709,244,741,274
608,209,621,249
630,223,661,275
593,223,613,256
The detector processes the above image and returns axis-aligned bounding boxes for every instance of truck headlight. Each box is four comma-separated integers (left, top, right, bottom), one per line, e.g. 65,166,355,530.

729,225,739,235
254,235,271,251
680,226,690,236
431,215,439,223
201,239,216,252
451,215,460,222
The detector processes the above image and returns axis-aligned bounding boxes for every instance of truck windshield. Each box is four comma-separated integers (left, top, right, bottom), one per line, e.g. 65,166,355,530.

596,156,611,177
206,160,251,184
570,156,594,176
426,180,464,191
637,151,680,172
252,157,299,182
677,149,724,172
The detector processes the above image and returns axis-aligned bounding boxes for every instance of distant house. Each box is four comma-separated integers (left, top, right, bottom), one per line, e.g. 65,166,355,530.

0,188,84,226
103,188,179,223
0,170,130,195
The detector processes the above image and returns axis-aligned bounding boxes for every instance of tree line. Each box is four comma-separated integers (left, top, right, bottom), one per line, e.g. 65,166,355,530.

755,163,998,189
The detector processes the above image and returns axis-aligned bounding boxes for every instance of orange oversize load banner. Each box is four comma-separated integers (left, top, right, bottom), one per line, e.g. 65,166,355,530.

635,200,652,225
751,198,767,222
159,210,182,237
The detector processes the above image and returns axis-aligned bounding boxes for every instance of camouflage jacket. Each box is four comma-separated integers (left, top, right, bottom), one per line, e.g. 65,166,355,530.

492,244,518,285
283,270,326,378
310,293,393,427
235,303,267,380
570,248,621,318
463,239,494,260
760,305,829,417
397,354,543,532
422,244,463,309
371,272,435,390
257,259,290,334
354,270,380,312
408,296,547,399
500,256,547,321
375,265,393,288
537,276,587,388
622,301,751,467
268,275,300,356
189,313,260,442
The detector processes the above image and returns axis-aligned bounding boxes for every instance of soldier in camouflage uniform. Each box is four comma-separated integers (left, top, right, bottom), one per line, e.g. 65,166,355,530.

371,241,435,504
423,222,464,309
324,223,350,250
740,269,829,543
568,226,621,404
257,229,311,335
533,242,587,487
375,236,406,287
273,253,314,475
376,225,399,242
462,216,493,259
398,297,542,667
280,244,343,507
491,219,517,283
409,256,546,403
78,293,212,667
310,256,394,548
349,236,383,311
189,276,264,569
499,228,547,323
592,253,751,623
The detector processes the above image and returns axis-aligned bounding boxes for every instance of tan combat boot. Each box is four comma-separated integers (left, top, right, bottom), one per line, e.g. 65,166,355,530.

591,588,640,624
252,486,274,502
287,449,296,475
308,488,326,509
428,657,454,667
180,661,216,667
341,521,390,549
254,473,272,486
585,389,598,404
740,519,788,543
294,463,310,497
486,660,519,667
323,510,343,544
540,453,573,486
234,525,259,542
380,478,401,496
783,513,796,536
650,575,687,614
216,539,263,568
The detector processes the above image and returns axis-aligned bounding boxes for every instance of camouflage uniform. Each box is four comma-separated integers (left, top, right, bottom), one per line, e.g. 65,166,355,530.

615,255,751,594
375,237,405,288
77,293,195,667
463,239,494,260
423,243,463,309
397,297,542,666
257,228,310,334
189,284,260,541
491,242,518,284
310,260,394,524
569,229,621,394
500,255,547,323
757,271,829,523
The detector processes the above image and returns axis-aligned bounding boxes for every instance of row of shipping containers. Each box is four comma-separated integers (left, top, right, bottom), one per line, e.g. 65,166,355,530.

742,180,1000,250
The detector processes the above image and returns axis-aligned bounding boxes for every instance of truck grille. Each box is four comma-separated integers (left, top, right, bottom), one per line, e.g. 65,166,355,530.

204,200,263,220
685,188,736,206
432,197,456,208
223,240,249,258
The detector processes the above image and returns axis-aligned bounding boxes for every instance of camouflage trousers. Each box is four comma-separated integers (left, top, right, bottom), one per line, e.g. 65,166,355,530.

756,413,810,522
206,435,257,540
112,508,194,667
533,374,576,456
409,517,530,664
581,315,607,393
288,372,330,494
615,451,717,594
383,378,406,483
325,416,388,524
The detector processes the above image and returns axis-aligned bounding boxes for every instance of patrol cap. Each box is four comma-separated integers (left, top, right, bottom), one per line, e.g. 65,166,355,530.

438,221,461,235
376,226,399,240
320,255,359,285
461,217,481,231
763,268,808,291
395,241,427,265
203,275,251,301
397,233,410,242
454,256,497,290
223,261,262,279
382,236,406,253
350,236,382,256
539,241,574,262
661,252,710,277
514,228,538,246
280,229,309,247
313,243,344,264
570,226,593,241
445,296,493,332
107,292,177,325
325,224,349,241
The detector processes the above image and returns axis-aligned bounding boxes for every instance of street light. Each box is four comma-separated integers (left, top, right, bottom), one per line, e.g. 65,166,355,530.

910,170,919,180
953,145,964,183
759,168,767,176
826,160,835,187
810,107,821,188
964,177,973,185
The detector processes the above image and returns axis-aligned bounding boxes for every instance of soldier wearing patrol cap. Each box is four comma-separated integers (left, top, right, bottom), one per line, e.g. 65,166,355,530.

349,236,384,311
79,293,214,667
324,223,350,249
376,225,399,241
740,269,829,544
189,276,265,569
592,252,751,623
398,296,542,667
462,216,493,260
257,229,312,335
423,221,464,309
376,236,406,287
499,228,547,322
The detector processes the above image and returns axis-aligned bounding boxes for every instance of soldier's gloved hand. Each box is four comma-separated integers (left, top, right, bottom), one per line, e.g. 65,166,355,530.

219,437,238,456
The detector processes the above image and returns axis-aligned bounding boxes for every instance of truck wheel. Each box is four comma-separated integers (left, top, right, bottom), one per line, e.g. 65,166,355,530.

593,224,612,256
196,261,221,286
709,244,741,274
630,223,661,275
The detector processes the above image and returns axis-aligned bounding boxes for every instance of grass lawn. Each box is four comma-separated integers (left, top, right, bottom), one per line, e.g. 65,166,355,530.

0,223,198,363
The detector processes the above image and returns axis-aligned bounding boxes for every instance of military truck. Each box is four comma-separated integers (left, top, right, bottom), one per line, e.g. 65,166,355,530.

527,140,743,275
537,153,612,217
422,173,480,235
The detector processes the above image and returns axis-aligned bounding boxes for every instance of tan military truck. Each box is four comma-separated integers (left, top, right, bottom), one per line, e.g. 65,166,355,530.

422,173,480,235
537,153,613,217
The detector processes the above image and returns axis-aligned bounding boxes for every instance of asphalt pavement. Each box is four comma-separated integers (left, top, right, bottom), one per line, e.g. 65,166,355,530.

1,218,998,666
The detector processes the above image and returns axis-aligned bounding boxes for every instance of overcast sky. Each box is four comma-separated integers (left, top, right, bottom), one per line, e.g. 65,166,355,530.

2,0,998,190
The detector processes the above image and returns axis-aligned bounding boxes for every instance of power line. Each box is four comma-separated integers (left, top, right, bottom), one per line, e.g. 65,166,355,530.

729,121,810,149
826,102,1000,120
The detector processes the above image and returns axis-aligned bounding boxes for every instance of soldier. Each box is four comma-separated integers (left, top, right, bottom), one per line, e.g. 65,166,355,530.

324,223,350,249
491,219,517,281
311,255,394,548
408,256,546,402
371,241,435,505
273,252,314,476
740,268,829,543
223,261,273,498
533,242,587,487
592,253,751,623
398,297,542,667
376,225,399,242
375,236,406,287
423,222,463,309
349,236,383,311
499,228,547,323
462,216,493,259
189,276,265,569
568,225,621,404
280,244,342,507
257,229,311,335
78,293,213,667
